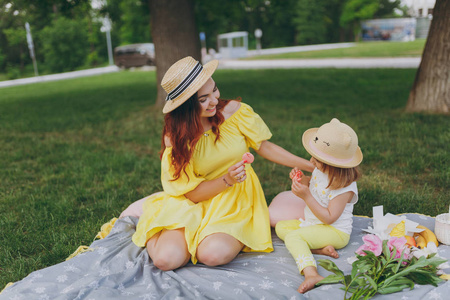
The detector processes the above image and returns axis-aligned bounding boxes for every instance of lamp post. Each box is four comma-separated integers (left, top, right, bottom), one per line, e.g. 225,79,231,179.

254,28,262,54
25,22,39,76
101,17,113,65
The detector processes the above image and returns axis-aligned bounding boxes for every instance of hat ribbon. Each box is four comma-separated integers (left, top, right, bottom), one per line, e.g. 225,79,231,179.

309,140,354,165
165,62,203,101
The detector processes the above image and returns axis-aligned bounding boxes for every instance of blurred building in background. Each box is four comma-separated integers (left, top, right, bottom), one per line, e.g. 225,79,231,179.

217,32,249,59
361,18,416,41
401,0,434,38
361,0,435,41
402,0,435,17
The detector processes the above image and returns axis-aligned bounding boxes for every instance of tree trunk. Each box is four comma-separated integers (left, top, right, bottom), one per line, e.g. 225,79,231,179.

406,0,450,114
149,0,201,108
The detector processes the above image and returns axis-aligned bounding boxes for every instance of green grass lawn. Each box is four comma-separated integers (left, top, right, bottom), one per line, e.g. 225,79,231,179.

1,68,448,289
246,39,426,59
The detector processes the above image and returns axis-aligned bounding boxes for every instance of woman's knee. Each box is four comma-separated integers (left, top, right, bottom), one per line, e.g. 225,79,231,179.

197,234,242,266
146,229,190,271
197,247,237,266
148,246,190,271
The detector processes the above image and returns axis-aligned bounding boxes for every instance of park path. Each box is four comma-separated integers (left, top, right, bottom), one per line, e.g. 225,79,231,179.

246,42,355,56
0,57,420,89
219,57,420,69
0,65,120,89
0,42,421,89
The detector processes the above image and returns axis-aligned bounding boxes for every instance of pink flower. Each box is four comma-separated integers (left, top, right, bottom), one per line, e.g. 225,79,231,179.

356,234,383,256
387,236,411,261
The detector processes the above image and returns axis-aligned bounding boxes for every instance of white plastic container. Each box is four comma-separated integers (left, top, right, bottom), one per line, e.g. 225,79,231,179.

435,213,450,245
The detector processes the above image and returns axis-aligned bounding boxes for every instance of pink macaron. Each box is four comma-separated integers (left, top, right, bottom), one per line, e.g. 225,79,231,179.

242,152,254,164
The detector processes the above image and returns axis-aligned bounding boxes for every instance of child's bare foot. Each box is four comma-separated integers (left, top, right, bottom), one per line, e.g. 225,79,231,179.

312,245,339,258
297,274,324,293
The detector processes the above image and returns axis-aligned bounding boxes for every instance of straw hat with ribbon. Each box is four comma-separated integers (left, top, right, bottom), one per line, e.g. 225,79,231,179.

302,118,363,168
161,56,219,114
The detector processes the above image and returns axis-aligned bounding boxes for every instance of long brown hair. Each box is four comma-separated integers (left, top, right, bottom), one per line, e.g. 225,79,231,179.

320,162,361,190
160,94,229,181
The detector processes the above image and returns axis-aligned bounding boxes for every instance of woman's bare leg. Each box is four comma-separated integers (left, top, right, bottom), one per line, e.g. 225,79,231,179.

196,233,244,266
146,228,190,271
268,191,306,227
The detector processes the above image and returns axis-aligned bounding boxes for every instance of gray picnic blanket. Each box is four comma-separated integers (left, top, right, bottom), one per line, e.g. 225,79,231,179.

1,214,449,299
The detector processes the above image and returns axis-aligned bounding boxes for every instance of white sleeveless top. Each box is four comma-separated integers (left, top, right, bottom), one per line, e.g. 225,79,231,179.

299,168,358,235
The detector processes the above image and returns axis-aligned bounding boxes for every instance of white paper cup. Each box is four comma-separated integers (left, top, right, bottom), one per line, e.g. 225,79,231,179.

435,213,450,245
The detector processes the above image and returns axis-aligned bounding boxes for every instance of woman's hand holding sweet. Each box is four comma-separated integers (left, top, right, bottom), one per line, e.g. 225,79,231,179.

226,160,247,185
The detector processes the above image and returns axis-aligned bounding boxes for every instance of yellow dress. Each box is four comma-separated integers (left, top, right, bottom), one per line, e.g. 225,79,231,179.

132,103,273,263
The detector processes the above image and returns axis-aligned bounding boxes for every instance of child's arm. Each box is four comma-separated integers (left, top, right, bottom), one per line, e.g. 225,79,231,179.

291,178,353,225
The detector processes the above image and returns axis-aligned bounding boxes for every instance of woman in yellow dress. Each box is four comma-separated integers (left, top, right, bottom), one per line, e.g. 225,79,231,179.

126,56,314,271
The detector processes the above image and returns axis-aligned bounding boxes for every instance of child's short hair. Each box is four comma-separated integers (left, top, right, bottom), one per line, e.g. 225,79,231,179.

321,162,361,190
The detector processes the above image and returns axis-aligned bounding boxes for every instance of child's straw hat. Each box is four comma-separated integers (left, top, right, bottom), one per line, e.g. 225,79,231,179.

162,56,219,113
302,118,363,168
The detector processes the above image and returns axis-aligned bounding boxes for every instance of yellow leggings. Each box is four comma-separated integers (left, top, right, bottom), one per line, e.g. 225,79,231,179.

275,220,350,274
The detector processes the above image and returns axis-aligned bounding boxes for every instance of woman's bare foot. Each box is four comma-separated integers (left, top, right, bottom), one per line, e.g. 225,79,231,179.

297,274,324,293
312,245,339,258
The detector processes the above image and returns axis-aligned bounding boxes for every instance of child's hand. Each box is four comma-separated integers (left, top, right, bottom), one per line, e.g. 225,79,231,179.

291,176,311,199
300,175,311,186
289,168,303,181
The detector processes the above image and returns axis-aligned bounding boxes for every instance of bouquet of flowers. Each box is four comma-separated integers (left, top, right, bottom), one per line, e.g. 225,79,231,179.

317,234,446,299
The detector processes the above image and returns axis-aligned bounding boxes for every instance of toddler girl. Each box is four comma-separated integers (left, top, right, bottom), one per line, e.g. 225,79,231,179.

275,118,363,293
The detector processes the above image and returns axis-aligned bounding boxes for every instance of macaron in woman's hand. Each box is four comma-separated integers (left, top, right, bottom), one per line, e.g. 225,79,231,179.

242,152,254,164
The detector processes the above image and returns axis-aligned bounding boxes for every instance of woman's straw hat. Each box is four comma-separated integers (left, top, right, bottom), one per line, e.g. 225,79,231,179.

302,118,363,168
162,56,219,113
